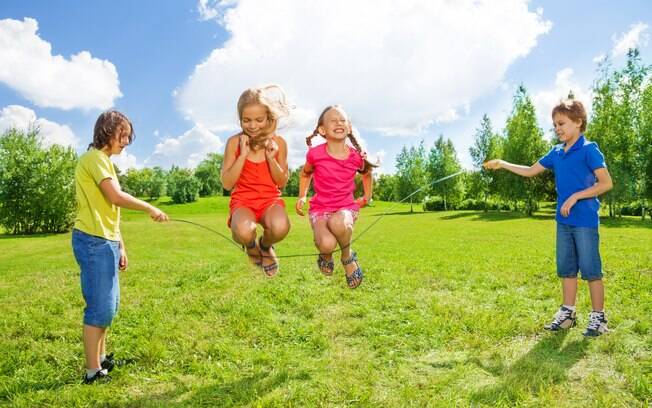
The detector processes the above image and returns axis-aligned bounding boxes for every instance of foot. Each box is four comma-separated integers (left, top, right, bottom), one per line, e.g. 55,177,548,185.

341,251,363,289
583,311,608,337
259,237,279,277
317,254,334,276
243,240,262,267
544,306,577,331
83,369,111,384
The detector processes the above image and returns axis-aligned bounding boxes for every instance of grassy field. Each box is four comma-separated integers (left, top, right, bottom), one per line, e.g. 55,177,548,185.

0,197,650,407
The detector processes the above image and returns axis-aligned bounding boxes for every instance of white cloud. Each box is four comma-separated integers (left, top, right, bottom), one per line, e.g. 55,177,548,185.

612,22,649,57
0,18,122,110
593,53,607,64
197,0,237,22
145,125,224,168
179,0,551,145
0,105,77,148
111,150,141,173
533,68,592,133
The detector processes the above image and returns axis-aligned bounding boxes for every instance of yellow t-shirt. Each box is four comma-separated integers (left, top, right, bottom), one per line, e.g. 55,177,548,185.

74,148,121,241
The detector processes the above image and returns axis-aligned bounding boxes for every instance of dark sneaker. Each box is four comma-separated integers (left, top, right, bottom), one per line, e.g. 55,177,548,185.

101,353,117,372
83,369,111,384
544,306,577,331
583,311,608,337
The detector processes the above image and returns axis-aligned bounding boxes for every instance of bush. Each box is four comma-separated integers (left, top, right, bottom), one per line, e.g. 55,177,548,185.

167,167,201,204
620,202,644,216
0,129,77,234
423,196,446,211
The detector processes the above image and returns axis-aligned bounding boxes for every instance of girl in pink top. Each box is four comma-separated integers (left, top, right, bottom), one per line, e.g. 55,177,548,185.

296,105,376,289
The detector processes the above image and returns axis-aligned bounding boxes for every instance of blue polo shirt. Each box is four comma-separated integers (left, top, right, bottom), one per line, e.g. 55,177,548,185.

538,135,606,228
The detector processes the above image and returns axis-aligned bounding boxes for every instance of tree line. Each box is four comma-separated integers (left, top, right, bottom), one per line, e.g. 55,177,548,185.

1,50,650,234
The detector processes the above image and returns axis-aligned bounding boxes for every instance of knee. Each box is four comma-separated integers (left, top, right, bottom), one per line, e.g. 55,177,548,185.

269,218,290,240
315,235,337,254
327,217,352,236
231,222,256,244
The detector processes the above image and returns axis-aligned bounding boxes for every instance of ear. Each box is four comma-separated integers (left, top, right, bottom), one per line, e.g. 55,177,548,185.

317,125,325,136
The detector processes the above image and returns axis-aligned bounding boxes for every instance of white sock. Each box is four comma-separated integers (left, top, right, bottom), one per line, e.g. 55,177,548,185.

100,354,106,363
86,368,101,378
563,304,576,311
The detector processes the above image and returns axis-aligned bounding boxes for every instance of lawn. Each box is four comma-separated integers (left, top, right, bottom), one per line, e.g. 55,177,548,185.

1,197,650,407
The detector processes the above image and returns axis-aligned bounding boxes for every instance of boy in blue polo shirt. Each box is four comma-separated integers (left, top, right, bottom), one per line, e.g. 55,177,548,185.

484,99,613,337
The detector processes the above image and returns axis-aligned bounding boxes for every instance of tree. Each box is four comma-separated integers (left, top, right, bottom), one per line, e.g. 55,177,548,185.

500,85,549,215
468,114,501,211
374,173,398,202
195,153,223,197
427,135,463,210
0,128,77,234
167,166,201,204
283,167,302,197
394,141,428,212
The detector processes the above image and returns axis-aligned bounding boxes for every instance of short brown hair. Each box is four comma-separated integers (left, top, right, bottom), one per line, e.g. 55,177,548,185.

552,99,587,133
89,110,134,150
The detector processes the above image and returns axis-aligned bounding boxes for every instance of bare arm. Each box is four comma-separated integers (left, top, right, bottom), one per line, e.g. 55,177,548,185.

99,178,168,221
358,170,373,206
560,167,613,217
295,162,313,216
221,134,248,191
266,136,289,188
483,159,546,178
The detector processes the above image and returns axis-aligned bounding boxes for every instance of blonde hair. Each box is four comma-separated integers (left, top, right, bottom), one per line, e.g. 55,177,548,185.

237,85,290,149
306,105,378,174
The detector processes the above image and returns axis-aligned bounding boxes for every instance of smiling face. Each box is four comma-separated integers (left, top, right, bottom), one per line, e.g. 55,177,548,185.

240,103,271,139
553,112,582,143
318,107,351,141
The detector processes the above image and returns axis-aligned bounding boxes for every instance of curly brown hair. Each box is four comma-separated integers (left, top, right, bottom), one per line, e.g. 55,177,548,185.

552,99,587,133
89,110,135,150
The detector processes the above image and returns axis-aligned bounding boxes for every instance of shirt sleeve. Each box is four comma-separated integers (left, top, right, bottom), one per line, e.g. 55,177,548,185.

586,143,606,171
538,147,555,169
88,154,116,185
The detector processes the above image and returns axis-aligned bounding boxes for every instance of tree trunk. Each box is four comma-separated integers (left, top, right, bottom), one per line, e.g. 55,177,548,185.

483,193,488,213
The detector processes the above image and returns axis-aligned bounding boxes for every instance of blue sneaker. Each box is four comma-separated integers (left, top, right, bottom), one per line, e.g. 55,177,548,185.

583,311,608,337
544,306,577,331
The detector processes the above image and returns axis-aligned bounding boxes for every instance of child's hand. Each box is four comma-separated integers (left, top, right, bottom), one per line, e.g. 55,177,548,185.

483,159,503,170
560,194,578,217
119,247,128,271
149,207,169,222
354,197,369,208
239,133,251,156
295,197,307,216
265,138,279,160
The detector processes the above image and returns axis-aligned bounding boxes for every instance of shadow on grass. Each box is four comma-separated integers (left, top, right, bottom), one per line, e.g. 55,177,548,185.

439,211,554,222
123,369,310,407
0,231,68,240
470,331,589,406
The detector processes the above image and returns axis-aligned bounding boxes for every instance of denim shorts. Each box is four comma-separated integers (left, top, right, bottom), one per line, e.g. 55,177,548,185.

556,223,603,281
72,229,120,327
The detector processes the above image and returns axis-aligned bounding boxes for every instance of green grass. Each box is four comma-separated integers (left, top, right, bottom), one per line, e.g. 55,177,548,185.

1,197,650,407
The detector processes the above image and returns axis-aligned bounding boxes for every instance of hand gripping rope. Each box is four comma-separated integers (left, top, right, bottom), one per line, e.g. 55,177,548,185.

170,170,464,259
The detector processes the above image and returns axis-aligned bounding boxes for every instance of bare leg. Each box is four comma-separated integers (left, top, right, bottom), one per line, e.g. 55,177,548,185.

311,218,337,275
259,204,290,276
587,279,605,311
230,208,260,265
83,324,106,370
327,211,361,288
562,277,578,306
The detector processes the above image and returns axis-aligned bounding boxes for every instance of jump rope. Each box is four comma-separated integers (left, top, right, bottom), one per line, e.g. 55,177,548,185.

170,170,464,260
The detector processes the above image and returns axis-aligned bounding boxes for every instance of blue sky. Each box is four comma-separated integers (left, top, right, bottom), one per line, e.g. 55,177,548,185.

0,1,650,173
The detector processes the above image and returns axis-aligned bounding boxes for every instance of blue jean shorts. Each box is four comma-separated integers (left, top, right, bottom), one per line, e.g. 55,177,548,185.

72,229,120,327
556,223,603,281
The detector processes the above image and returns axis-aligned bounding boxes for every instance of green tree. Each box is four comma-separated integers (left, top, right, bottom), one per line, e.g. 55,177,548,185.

468,114,501,211
501,85,548,215
427,135,463,210
195,153,223,197
167,166,201,204
0,128,77,234
394,141,428,212
283,167,302,197
374,173,398,202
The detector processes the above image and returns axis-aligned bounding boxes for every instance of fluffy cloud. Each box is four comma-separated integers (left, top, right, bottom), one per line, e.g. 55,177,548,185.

0,18,122,110
180,0,550,139
145,125,224,168
0,105,77,147
111,151,141,173
533,68,592,132
612,22,649,57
